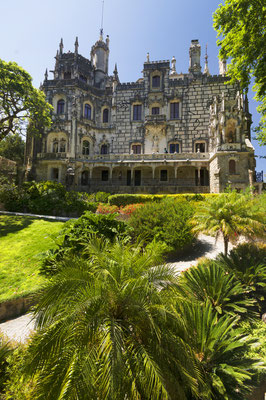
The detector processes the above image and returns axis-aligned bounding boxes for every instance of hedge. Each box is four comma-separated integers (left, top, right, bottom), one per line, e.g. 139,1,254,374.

108,193,220,207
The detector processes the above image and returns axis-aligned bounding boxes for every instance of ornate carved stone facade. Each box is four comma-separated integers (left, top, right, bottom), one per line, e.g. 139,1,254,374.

25,35,256,193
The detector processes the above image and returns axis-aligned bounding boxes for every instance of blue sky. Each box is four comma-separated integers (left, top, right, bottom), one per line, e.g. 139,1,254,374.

1,0,265,174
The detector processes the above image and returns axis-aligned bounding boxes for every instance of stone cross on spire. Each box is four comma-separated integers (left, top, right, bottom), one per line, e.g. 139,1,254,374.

204,44,210,75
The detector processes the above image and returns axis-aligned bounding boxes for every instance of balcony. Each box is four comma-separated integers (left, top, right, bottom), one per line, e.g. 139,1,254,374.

145,114,166,125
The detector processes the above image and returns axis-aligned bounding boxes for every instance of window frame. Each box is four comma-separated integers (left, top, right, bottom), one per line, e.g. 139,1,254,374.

101,170,109,181
133,104,142,121
169,143,180,154
160,169,168,182
57,99,65,115
102,108,109,123
152,75,160,88
82,140,90,156
170,102,179,119
131,144,142,154
84,104,92,120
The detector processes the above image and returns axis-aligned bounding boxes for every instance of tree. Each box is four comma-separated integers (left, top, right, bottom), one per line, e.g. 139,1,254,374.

25,239,199,400
192,191,265,255
0,59,52,141
213,0,266,145
0,133,25,164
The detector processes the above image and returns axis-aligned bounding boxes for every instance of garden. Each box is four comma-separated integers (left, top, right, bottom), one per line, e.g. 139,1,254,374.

0,181,265,399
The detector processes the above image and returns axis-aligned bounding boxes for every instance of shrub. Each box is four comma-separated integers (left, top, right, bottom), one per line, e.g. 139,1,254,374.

119,203,144,216
95,191,110,203
97,203,119,214
40,212,129,276
128,198,194,255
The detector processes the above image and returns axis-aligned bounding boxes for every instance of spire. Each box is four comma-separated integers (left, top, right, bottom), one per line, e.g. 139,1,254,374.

171,56,176,75
59,38,64,55
204,44,210,76
100,0,104,40
74,37,79,54
44,68,48,81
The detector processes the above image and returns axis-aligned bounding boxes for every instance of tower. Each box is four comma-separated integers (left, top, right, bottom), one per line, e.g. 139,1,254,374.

90,32,110,87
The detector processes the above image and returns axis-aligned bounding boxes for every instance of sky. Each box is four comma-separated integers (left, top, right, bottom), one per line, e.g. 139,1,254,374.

1,0,265,175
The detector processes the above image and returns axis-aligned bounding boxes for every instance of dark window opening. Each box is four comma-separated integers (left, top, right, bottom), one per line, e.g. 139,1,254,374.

152,75,160,88
52,168,59,181
170,102,179,119
81,171,89,185
84,104,92,119
133,105,142,121
134,170,141,186
57,99,65,114
102,170,109,181
101,144,108,154
82,141,90,155
160,170,168,181
127,170,131,186
152,107,160,115
59,139,66,152
229,160,236,174
79,75,87,83
103,108,109,123
64,72,71,79
169,143,179,153
195,143,205,153
52,140,58,153
132,145,141,154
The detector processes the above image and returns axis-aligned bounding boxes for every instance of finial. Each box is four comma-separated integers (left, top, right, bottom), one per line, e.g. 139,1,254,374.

74,37,79,54
100,0,104,40
44,68,48,81
59,38,64,55
171,56,176,74
204,44,210,75
114,63,118,75
147,52,150,62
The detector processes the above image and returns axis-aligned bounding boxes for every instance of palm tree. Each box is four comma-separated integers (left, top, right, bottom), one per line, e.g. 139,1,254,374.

25,239,199,400
192,191,265,255
177,260,256,320
175,301,261,400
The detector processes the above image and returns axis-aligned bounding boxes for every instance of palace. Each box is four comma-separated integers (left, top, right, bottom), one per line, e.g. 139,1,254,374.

25,33,256,193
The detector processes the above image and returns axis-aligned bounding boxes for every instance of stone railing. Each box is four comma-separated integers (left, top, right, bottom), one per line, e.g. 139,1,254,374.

145,115,166,124
37,152,210,162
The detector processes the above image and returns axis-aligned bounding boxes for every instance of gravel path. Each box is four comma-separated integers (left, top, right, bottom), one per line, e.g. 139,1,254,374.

0,234,231,343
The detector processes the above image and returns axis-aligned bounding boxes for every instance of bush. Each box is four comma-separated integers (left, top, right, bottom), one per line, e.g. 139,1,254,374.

128,198,195,255
95,191,110,203
97,203,119,214
119,203,144,216
40,211,129,276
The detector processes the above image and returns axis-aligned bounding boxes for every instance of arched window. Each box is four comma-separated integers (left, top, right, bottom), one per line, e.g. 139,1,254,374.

103,108,109,123
100,144,108,155
59,139,66,153
52,139,58,153
82,140,90,155
229,159,236,174
84,104,92,119
81,170,89,185
57,99,65,114
152,75,160,88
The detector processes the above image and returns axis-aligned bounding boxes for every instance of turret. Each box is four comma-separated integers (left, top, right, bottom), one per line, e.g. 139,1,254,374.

91,32,110,87
189,39,201,75
219,58,227,76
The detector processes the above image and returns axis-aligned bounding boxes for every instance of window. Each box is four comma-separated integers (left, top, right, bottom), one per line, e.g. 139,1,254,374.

82,140,90,155
132,145,141,154
79,75,87,83
169,143,179,153
100,144,108,154
101,170,109,181
52,139,58,153
133,104,142,121
170,102,179,119
160,170,168,181
229,160,236,174
52,168,59,181
152,107,160,115
152,75,160,88
57,99,65,114
81,171,89,185
59,139,66,153
195,143,206,153
64,72,71,79
103,108,109,123
84,104,92,119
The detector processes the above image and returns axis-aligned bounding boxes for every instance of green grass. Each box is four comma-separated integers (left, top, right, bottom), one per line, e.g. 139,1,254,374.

0,215,65,302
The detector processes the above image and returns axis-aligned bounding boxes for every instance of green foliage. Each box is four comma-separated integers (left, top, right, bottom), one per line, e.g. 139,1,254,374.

0,59,52,141
213,0,266,144
108,193,219,207
0,334,12,394
192,190,266,255
0,133,25,164
216,242,266,313
128,198,194,254
94,191,110,203
177,260,256,320
40,212,129,276
2,343,37,400
0,180,97,217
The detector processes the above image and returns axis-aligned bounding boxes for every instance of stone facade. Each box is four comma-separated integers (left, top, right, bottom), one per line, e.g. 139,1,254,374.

25,34,256,193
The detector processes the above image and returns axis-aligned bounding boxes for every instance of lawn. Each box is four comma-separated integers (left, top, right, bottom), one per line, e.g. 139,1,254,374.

0,215,65,302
